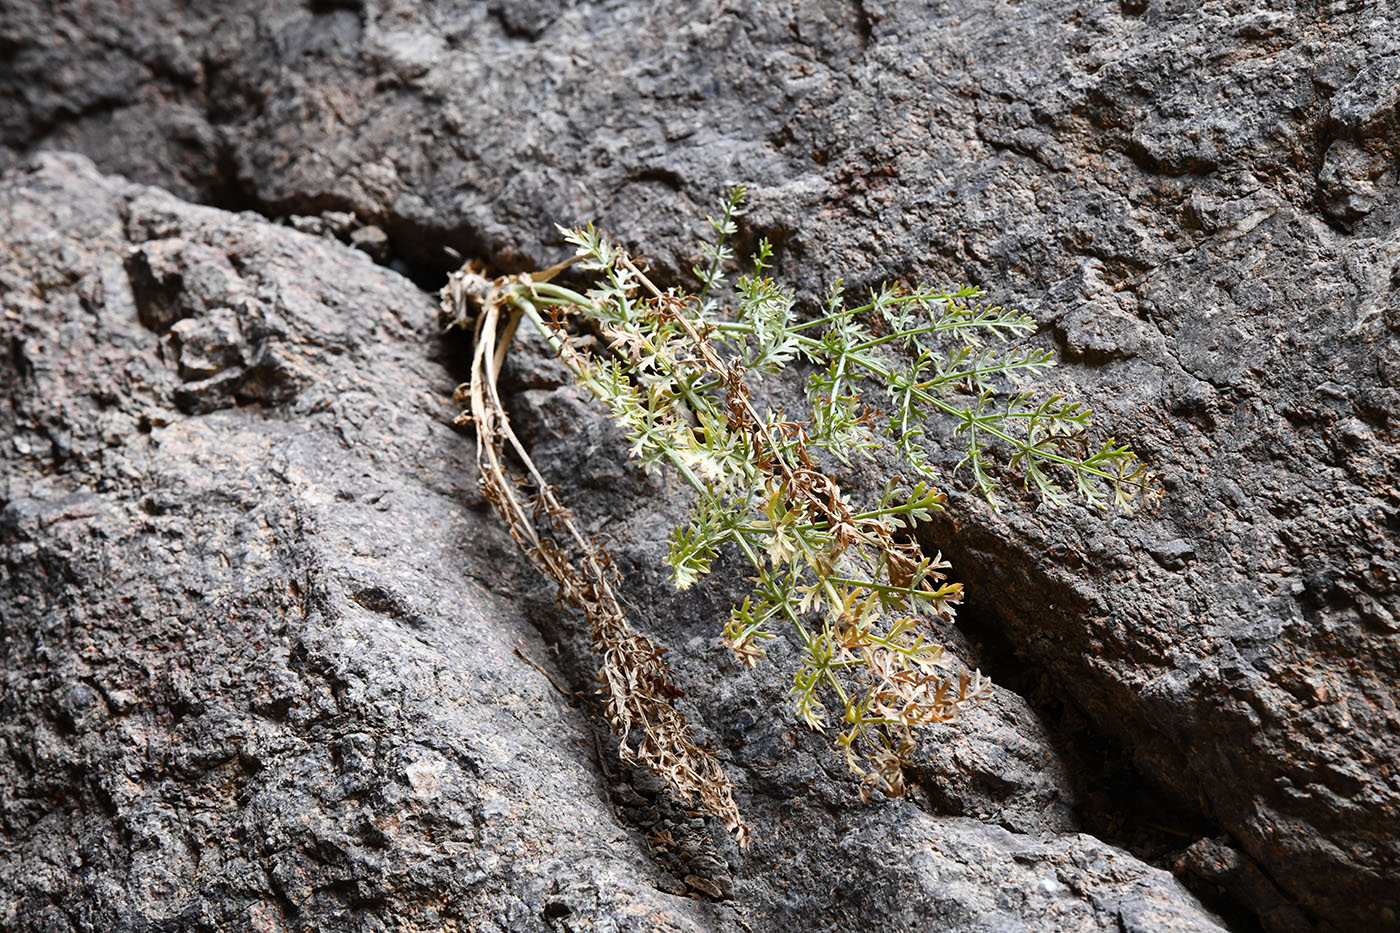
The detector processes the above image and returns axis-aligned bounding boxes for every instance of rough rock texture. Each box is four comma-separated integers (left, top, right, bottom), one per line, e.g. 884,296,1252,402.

1,0,1398,930
0,154,1225,933
0,154,738,933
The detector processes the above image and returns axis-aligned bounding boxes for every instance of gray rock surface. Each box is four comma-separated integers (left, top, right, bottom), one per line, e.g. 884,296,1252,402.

0,152,729,933
0,153,1225,933
1,0,1398,929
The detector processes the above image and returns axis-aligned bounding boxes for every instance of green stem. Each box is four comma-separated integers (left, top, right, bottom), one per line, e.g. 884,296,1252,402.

784,292,953,334
825,576,952,601
516,297,720,506
919,356,1055,386
716,316,1098,474
831,342,1128,485
524,281,594,307
850,318,1031,353
697,193,741,305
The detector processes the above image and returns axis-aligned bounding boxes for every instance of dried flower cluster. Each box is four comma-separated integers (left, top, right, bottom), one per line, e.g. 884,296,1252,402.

442,188,1153,843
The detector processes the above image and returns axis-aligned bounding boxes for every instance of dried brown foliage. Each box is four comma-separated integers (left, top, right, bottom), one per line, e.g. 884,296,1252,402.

445,263,749,846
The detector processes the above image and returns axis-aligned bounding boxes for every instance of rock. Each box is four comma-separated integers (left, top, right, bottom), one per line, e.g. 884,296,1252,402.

1149,538,1197,572
1,0,1398,928
350,224,391,263
1329,54,1400,140
0,153,707,933
1176,837,1313,933
0,153,1226,932
1317,140,1384,224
